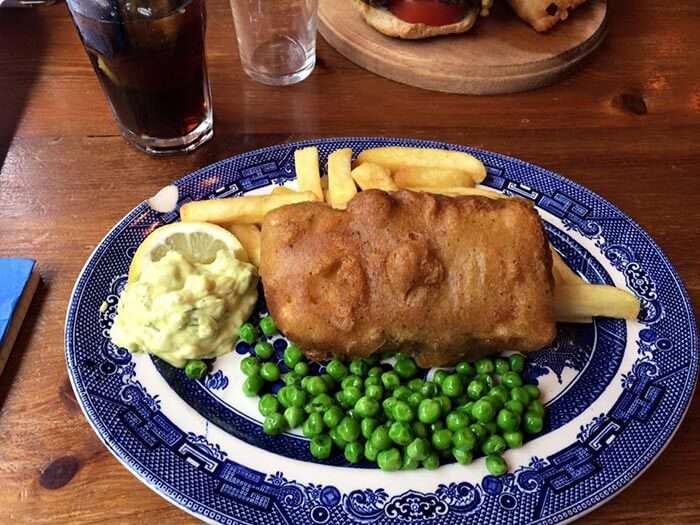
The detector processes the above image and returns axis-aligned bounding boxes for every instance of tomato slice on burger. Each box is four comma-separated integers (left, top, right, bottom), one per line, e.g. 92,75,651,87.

389,0,467,26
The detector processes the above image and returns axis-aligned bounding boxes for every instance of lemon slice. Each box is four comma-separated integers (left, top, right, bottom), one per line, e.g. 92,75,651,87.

127,222,249,283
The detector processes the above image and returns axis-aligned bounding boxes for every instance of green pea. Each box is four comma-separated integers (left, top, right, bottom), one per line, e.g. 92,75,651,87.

446,411,470,431
305,376,327,395
320,374,336,391
486,393,504,411
481,374,495,389
277,386,292,408
455,361,475,377
524,384,541,400
475,358,495,375
432,370,449,386
259,316,278,336
388,421,414,446
441,375,464,398
310,434,332,459
420,382,438,398
432,429,453,451
325,359,348,381
263,413,287,435
303,413,325,438
340,386,362,408
283,345,303,368
470,423,489,444
453,448,474,465
494,358,510,376
365,375,382,388
366,384,384,401
489,385,510,405
408,378,424,392
485,422,499,435
323,406,344,428
368,365,383,377
452,427,477,451
184,359,208,380
377,448,402,471
370,426,392,451
342,375,363,390
430,421,445,433
393,386,412,401
239,322,257,344
457,401,475,416
344,441,363,464
412,421,428,439
502,371,523,389
504,430,524,449
418,399,441,424
383,397,397,418
406,437,430,460
349,359,368,377
254,341,273,360
471,399,496,423
283,372,301,386
260,362,280,382
510,386,530,404
394,357,418,380
258,393,280,417
392,400,414,423
509,353,526,374
482,434,507,456
240,356,261,377
310,393,334,412
329,427,347,449
284,406,306,428
242,375,264,397
435,395,452,414
524,412,544,434
407,392,425,409
293,361,309,377
364,440,379,461
486,454,508,476
402,454,420,470
423,452,440,470
355,396,380,418
505,399,525,415
467,379,488,400
362,418,379,439
381,371,401,391
528,400,546,417
496,409,521,432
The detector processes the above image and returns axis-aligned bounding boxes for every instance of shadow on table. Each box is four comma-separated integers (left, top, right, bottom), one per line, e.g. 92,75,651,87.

0,7,47,172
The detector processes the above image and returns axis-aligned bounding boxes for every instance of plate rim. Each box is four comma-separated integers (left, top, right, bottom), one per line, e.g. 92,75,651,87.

65,136,699,524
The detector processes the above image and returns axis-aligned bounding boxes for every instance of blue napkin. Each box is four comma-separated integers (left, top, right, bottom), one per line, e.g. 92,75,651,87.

0,258,36,346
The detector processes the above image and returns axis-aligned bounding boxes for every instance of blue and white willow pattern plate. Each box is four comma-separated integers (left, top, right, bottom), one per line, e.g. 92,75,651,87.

65,137,698,524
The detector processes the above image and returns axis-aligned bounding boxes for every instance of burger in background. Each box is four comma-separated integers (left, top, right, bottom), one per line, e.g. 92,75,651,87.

352,0,493,39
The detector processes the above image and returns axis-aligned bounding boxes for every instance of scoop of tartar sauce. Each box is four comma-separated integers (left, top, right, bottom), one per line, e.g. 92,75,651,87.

110,249,258,367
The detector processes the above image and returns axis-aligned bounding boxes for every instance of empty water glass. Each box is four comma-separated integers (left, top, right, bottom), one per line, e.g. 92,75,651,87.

229,0,318,86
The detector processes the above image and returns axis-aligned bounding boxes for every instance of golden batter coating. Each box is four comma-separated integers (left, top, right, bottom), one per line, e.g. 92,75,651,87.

260,190,555,367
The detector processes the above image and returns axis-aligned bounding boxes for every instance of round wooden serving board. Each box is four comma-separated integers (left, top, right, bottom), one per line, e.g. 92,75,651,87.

318,0,607,95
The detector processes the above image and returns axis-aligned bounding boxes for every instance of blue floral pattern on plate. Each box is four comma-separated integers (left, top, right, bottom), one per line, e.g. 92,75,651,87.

66,137,698,524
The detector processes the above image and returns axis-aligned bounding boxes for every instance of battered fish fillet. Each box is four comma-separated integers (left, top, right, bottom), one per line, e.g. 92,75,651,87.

260,190,556,368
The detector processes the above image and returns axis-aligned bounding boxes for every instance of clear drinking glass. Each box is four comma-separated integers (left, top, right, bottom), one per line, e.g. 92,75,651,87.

66,0,213,155
229,0,319,86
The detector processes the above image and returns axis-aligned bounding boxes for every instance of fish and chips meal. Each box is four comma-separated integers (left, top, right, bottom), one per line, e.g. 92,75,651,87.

110,144,640,476
352,0,591,39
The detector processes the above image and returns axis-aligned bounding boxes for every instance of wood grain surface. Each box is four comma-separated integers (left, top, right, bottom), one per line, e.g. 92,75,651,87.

319,0,608,94
1,0,699,523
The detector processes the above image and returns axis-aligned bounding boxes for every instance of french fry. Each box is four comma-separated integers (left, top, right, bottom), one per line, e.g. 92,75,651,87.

408,186,504,199
180,191,318,225
226,224,261,267
351,163,399,192
554,284,641,321
294,146,324,201
550,246,583,285
271,186,295,196
327,148,357,209
394,166,477,189
357,147,487,183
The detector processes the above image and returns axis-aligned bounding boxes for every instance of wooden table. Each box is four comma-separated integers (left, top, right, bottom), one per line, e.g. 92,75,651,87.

1,0,699,523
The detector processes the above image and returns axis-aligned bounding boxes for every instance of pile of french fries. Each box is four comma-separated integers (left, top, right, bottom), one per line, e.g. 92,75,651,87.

179,146,640,323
